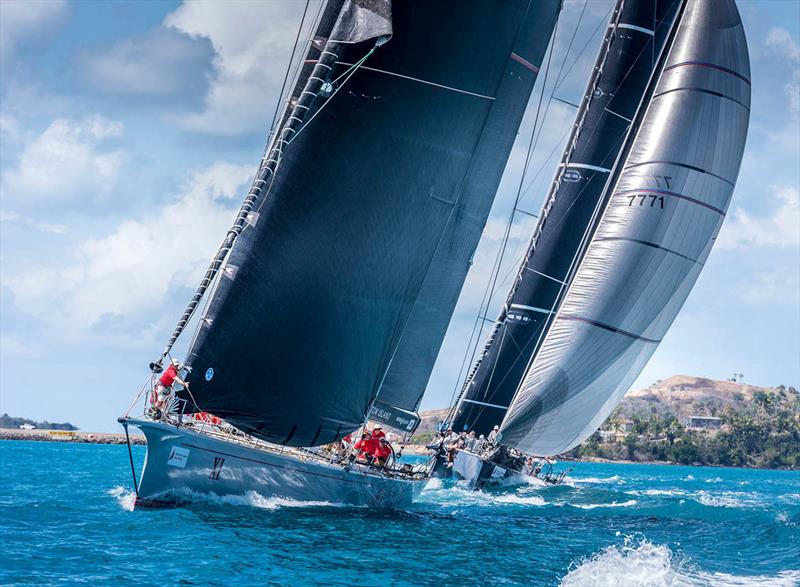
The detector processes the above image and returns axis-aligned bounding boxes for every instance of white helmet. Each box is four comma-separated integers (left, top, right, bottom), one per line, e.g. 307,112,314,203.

171,357,180,367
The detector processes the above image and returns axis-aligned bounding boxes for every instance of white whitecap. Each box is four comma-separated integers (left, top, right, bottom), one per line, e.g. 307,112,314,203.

560,536,800,587
572,499,638,510
108,486,136,512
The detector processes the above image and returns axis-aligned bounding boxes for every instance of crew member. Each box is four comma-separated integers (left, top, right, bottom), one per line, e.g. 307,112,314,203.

372,437,393,467
153,358,189,413
487,425,500,444
354,432,374,461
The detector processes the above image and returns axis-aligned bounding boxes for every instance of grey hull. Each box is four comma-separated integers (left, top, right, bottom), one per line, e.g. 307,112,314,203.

128,419,427,509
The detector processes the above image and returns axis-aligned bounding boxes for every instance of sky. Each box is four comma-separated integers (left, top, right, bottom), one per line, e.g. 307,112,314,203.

0,0,798,432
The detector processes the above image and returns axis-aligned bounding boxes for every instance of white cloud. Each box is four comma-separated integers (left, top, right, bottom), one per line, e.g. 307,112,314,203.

0,0,68,65
3,161,252,330
717,185,800,250
766,27,800,62
738,268,800,307
81,27,214,100
163,1,316,135
766,27,800,119
1,115,125,210
0,209,67,234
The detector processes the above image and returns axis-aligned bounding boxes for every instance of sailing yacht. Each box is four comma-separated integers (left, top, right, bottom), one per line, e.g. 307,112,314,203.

118,0,561,508
119,0,750,505
443,0,750,488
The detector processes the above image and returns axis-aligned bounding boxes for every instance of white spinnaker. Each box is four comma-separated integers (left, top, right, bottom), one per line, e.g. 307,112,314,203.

500,0,750,456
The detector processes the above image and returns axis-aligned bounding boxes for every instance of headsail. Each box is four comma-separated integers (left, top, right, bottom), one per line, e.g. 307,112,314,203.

500,0,750,455
452,0,680,436
178,0,561,447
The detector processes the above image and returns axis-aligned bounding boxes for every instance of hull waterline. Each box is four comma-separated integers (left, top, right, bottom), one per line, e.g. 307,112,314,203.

126,419,427,509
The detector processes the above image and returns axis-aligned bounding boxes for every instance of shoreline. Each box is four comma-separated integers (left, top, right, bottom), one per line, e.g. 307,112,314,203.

0,428,145,445
2,430,795,470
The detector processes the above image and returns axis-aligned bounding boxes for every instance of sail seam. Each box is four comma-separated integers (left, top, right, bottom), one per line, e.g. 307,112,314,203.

664,61,751,85
611,23,655,36
559,315,661,343
595,236,703,265
624,160,735,186
561,162,612,173
653,87,750,111
510,303,551,314
462,399,508,410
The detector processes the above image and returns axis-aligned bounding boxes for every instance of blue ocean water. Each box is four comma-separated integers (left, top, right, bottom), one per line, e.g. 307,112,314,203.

0,440,797,586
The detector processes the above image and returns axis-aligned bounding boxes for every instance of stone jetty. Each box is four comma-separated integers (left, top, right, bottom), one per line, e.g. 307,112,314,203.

0,428,145,445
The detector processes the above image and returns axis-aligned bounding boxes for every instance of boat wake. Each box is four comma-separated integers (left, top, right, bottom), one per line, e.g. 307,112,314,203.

560,535,800,587
178,490,348,511
108,486,349,511
108,486,137,511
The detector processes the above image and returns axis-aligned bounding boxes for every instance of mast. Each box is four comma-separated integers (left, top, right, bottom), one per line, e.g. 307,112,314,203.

500,0,751,455
451,0,681,436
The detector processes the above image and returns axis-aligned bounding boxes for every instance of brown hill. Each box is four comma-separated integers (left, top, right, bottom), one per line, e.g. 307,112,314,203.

418,375,798,435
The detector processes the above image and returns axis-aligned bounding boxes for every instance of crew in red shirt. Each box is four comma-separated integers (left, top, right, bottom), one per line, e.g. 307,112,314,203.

354,432,374,461
372,437,393,467
152,358,189,413
371,426,386,441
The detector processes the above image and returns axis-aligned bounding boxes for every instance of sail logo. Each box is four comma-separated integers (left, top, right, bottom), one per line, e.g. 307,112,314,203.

563,169,582,183
209,457,225,480
205,368,214,381
167,446,190,468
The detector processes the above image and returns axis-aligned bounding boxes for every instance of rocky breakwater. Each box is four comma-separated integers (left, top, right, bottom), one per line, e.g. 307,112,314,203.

0,428,145,445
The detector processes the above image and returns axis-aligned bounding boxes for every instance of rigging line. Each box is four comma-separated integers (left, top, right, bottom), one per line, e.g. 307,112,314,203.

503,0,689,428
553,0,589,91
447,13,563,412
554,2,615,93
459,0,686,429
455,0,656,416
521,0,681,204
268,0,312,136
286,47,376,145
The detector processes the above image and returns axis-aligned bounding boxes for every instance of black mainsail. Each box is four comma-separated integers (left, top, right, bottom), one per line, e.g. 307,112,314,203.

452,0,681,436
171,0,561,446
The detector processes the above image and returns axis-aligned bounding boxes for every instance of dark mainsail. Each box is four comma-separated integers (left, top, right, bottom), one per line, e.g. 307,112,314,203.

452,0,680,436
375,1,561,415
178,0,561,446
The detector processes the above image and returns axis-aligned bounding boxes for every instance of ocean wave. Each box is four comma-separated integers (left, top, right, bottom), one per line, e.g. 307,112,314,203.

571,499,638,510
694,490,757,509
419,482,547,508
569,475,625,485
108,486,136,511
628,489,687,497
560,536,800,587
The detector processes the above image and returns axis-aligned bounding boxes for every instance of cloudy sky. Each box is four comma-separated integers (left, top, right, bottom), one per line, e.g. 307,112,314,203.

1,0,798,432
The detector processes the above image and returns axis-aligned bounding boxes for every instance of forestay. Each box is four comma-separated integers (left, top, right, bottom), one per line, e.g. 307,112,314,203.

180,0,561,447
500,0,751,455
